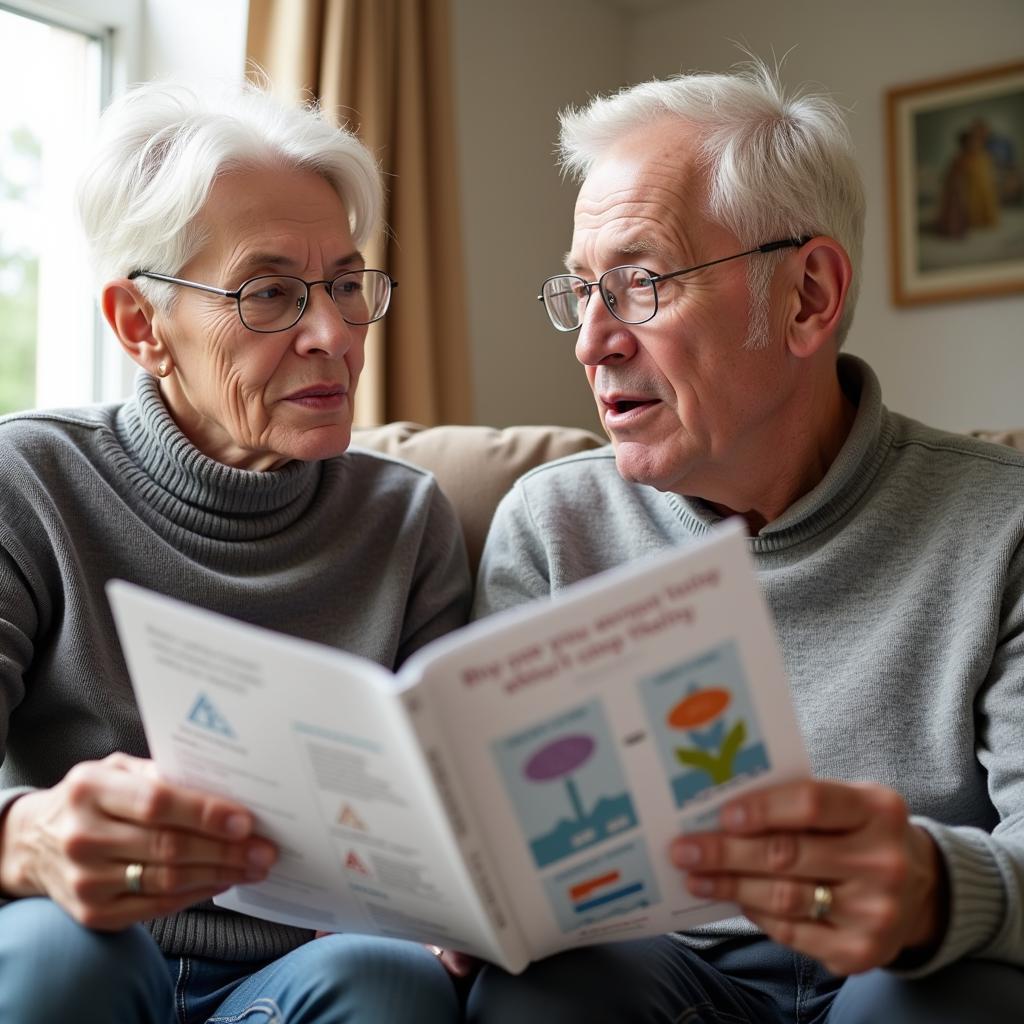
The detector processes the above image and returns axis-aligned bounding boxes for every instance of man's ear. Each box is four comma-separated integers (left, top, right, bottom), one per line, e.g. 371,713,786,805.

101,279,172,376
785,238,851,358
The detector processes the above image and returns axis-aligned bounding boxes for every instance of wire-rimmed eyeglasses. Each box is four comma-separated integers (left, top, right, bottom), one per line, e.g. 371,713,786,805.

128,269,398,333
537,237,810,332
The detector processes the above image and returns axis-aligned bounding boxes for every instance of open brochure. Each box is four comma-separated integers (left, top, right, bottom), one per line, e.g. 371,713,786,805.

107,520,809,975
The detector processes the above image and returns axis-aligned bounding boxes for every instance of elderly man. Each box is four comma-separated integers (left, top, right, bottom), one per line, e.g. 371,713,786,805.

465,64,1024,1022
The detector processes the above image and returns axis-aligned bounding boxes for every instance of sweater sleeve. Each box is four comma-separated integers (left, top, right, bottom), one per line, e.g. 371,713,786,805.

0,507,44,749
0,521,44,897
898,540,1024,976
395,482,472,666
472,480,553,620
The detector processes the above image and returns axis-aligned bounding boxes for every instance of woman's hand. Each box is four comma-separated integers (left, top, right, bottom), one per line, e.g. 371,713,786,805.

0,752,276,930
670,779,946,976
426,946,481,979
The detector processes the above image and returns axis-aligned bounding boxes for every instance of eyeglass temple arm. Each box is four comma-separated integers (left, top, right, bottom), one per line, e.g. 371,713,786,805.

128,271,238,299
758,236,812,253
652,236,812,285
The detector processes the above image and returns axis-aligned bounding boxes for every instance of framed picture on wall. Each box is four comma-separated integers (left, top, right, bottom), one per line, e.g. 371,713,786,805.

886,60,1024,305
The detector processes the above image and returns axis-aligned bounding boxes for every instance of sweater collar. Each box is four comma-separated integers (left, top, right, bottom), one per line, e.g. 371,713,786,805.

115,372,322,540
666,354,891,550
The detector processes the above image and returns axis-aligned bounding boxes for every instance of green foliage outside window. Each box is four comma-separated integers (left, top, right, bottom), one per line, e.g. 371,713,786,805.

0,124,41,416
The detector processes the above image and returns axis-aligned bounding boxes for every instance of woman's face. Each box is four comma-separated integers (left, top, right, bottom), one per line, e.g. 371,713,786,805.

145,165,369,470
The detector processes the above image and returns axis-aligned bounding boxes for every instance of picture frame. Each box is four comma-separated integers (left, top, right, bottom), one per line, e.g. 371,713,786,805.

886,60,1024,306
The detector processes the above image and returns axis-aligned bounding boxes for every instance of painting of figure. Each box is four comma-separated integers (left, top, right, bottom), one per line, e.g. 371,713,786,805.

888,62,1024,304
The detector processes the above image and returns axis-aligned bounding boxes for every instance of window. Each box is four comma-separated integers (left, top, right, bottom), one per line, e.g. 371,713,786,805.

0,0,139,415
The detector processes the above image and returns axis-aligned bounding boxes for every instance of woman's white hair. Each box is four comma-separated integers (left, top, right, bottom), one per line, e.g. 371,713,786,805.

559,60,865,347
77,79,383,308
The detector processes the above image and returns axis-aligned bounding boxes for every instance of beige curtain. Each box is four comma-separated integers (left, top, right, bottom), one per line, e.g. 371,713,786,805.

247,0,471,427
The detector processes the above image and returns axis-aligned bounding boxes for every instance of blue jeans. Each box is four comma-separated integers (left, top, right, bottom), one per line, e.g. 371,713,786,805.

2,899,1022,1022
466,934,1024,1022
0,899,457,1023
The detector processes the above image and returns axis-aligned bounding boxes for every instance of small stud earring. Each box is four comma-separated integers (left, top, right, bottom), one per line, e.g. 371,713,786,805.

156,361,170,378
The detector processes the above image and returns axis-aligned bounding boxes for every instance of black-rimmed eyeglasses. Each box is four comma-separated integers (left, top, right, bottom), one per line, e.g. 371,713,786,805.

537,237,810,332
128,269,398,333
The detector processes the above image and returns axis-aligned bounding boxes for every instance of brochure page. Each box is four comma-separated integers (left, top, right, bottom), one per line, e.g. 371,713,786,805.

107,581,508,965
405,522,809,961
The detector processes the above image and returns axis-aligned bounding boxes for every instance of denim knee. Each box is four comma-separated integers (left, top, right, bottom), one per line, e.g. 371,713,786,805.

0,898,173,1024
216,934,460,1024
830,960,1024,1024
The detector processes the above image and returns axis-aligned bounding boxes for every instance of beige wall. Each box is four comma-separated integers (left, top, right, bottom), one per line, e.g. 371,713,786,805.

452,0,626,431
455,0,1024,432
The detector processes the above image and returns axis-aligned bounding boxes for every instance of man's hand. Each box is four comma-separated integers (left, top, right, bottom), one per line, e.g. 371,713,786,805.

0,752,277,930
670,779,946,976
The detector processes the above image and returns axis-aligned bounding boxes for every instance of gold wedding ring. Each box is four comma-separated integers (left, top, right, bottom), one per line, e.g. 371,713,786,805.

124,862,144,895
810,883,833,922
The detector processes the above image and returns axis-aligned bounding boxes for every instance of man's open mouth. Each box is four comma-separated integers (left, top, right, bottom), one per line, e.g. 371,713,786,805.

605,397,658,416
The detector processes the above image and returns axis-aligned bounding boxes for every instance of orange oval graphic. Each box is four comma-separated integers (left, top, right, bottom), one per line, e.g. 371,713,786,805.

667,687,731,729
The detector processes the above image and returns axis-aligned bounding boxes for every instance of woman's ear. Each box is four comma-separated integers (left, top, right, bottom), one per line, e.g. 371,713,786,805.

785,238,852,358
101,279,172,377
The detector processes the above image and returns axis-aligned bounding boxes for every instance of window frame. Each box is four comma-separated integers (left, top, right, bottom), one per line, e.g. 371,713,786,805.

0,0,141,405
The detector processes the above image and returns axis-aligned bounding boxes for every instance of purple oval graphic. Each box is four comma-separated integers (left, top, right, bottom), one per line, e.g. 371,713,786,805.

524,734,595,781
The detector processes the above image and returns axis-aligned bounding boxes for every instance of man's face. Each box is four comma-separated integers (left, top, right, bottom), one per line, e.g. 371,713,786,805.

569,120,795,503
149,165,368,470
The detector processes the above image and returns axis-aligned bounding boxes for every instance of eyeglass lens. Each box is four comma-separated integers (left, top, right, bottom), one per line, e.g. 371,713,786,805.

541,266,656,330
237,270,391,331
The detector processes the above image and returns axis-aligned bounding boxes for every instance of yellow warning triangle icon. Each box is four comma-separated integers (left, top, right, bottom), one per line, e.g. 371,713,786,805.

338,804,367,830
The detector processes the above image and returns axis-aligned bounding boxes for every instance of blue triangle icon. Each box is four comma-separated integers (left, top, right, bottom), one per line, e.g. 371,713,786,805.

186,694,235,737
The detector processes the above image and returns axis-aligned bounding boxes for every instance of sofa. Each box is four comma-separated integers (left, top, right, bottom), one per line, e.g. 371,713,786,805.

353,421,606,573
353,421,1023,575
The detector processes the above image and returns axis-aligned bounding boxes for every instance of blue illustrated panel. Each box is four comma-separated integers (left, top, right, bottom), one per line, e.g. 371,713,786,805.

543,839,659,933
639,641,770,809
492,701,638,869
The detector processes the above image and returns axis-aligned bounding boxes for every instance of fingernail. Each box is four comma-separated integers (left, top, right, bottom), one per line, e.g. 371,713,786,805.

247,844,275,867
691,877,714,897
225,814,250,837
722,805,747,829
673,841,701,867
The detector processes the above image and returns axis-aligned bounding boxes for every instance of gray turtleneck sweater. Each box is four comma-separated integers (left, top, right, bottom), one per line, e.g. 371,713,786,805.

474,354,1024,977
0,373,471,961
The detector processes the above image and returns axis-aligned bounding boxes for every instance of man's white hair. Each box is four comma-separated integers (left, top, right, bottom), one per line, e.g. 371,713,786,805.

559,60,864,347
77,79,383,308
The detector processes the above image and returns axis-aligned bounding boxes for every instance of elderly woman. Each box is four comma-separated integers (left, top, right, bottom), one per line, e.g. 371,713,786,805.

0,82,468,1023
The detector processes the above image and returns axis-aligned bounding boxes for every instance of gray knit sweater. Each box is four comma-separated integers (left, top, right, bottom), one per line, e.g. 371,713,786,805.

0,373,471,961
474,355,1024,976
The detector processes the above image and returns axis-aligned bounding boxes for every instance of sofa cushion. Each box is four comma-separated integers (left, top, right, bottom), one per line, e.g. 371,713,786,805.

970,428,1024,450
352,422,606,573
